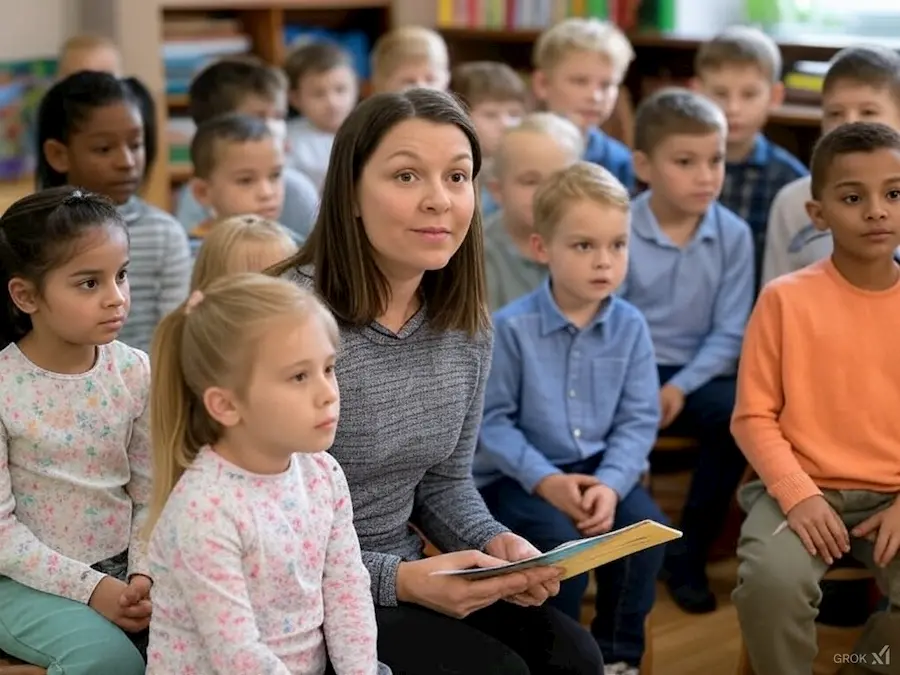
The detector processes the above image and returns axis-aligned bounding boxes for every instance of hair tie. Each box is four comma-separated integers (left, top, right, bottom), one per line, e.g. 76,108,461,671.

62,189,86,205
184,290,204,315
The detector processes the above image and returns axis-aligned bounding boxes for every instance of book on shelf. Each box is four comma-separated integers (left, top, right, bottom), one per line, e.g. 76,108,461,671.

437,0,671,31
162,16,251,96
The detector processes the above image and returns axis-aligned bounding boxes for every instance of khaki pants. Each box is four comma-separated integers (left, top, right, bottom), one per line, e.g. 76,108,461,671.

733,481,900,675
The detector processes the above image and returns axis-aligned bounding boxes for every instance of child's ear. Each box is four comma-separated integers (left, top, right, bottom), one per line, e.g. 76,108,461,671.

531,69,549,103
203,386,241,428
7,277,38,316
632,151,651,186
530,232,550,264
806,199,828,231
769,81,786,109
190,178,213,210
42,139,69,175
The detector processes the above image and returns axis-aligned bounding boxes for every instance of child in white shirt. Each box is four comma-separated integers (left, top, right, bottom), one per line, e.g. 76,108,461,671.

0,187,151,674
145,273,387,675
284,41,359,192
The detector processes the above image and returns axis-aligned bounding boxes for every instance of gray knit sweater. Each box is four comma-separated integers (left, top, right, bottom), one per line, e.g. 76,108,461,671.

285,266,508,606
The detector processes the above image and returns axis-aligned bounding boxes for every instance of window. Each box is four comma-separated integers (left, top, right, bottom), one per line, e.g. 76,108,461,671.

785,0,900,37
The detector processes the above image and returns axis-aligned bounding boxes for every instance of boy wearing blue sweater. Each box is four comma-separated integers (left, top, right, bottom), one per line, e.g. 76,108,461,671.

475,162,666,675
623,88,754,615
531,18,636,193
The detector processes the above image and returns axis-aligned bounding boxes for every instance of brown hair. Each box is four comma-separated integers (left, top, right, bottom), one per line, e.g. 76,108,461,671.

284,40,354,91
533,161,629,238
694,26,782,83
191,215,297,290
188,56,288,125
190,113,273,179
810,122,900,199
270,88,489,336
533,18,634,76
450,61,528,108
633,87,727,155
370,27,449,89
823,46,900,103
146,273,338,535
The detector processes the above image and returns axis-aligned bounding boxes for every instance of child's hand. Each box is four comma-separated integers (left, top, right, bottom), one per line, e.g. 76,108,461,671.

535,473,600,522
852,498,900,567
786,495,850,565
577,484,618,536
659,384,686,429
89,576,151,633
119,574,153,621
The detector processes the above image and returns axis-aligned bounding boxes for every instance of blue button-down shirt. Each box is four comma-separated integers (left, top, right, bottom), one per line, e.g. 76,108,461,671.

619,191,754,395
474,280,661,498
720,134,808,289
584,127,635,194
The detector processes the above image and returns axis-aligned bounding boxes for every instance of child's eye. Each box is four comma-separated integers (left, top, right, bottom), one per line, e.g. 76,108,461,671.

574,242,591,251
614,241,627,250
887,190,900,200
842,194,861,204
269,170,283,181
293,372,307,382
117,269,128,282
325,364,336,375
80,279,98,290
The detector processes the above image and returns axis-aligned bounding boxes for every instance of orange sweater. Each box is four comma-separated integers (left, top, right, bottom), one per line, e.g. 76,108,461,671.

732,259,900,514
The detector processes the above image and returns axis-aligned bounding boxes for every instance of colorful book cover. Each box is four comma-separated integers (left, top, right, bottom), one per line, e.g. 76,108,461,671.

0,58,55,181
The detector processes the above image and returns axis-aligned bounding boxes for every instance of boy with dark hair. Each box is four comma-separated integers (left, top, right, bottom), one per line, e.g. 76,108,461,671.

732,122,900,674
283,40,358,192
693,26,808,288
624,87,755,614
177,56,318,239
763,46,900,285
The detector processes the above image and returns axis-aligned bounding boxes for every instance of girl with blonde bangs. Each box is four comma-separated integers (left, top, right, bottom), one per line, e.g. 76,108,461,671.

144,273,387,675
190,214,298,291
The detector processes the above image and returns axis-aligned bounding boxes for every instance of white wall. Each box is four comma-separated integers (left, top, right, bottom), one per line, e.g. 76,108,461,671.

0,0,79,61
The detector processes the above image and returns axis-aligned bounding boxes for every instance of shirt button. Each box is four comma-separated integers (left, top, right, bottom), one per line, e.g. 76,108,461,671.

573,428,581,438
569,389,576,398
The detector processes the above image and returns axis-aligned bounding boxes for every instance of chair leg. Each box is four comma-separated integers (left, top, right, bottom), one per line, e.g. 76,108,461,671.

735,641,753,675
640,614,654,674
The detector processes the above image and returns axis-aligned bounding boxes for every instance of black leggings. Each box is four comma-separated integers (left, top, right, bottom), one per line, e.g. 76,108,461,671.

374,601,603,674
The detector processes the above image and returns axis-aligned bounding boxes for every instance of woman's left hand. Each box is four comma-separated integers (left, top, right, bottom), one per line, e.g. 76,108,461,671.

485,532,562,607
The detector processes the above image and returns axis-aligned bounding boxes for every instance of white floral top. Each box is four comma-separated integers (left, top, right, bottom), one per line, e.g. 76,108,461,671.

0,341,152,603
147,448,380,675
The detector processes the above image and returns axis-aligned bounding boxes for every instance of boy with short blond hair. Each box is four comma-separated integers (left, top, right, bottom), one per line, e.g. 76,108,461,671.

762,45,900,286
476,162,666,675
57,34,122,78
484,112,584,310
624,87,754,614
186,113,288,256
451,60,529,217
532,18,635,192
177,56,318,238
693,26,807,289
370,26,449,93
283,40,358,192
732,122,900,675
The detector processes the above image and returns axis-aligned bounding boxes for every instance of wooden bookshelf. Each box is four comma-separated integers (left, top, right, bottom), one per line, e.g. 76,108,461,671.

439,26,840,164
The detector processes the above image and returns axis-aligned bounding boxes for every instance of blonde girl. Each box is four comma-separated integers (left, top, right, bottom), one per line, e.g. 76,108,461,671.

190,214,298,290
144,273,386,675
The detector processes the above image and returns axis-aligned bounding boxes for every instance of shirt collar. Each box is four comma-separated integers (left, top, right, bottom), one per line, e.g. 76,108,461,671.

631,191,719,245
731,134,770,168
585,127,607,161
116,196,142,223
536,277,614,336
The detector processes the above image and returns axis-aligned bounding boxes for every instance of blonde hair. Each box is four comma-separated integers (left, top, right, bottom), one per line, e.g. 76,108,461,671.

494,112,585,177
533,161,629,239
57,34,122,78
146,274,338,535
694,26,782,83
533,18,635,76
191,215,297,291
371,27,449,87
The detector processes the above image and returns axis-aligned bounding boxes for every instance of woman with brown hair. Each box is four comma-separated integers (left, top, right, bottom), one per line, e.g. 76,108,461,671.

273,88,603,674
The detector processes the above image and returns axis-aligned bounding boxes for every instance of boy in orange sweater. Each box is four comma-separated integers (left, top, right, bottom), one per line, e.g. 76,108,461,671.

731,122,900,675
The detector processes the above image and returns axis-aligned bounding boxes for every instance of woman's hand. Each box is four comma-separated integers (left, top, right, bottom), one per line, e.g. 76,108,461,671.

395,549,558,619
485,532,562,607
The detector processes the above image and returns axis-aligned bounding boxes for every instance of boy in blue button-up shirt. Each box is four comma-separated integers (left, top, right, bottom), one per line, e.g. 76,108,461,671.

475,162,666,674
624,88,755,615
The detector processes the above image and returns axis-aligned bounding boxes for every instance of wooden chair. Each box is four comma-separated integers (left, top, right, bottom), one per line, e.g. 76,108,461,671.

735,559,875,675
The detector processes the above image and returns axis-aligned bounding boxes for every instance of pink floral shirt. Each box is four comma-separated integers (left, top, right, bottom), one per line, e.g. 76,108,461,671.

147,448,380,675
0,341,152,603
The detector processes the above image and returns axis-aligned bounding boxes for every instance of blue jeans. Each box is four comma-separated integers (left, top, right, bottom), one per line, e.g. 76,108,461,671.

480,454,667,667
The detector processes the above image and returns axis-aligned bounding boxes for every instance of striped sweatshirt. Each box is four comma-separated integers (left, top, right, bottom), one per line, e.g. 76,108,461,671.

118,197,192,352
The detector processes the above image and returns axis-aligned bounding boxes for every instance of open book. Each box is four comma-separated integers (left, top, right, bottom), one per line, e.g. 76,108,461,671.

432,520,681,581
